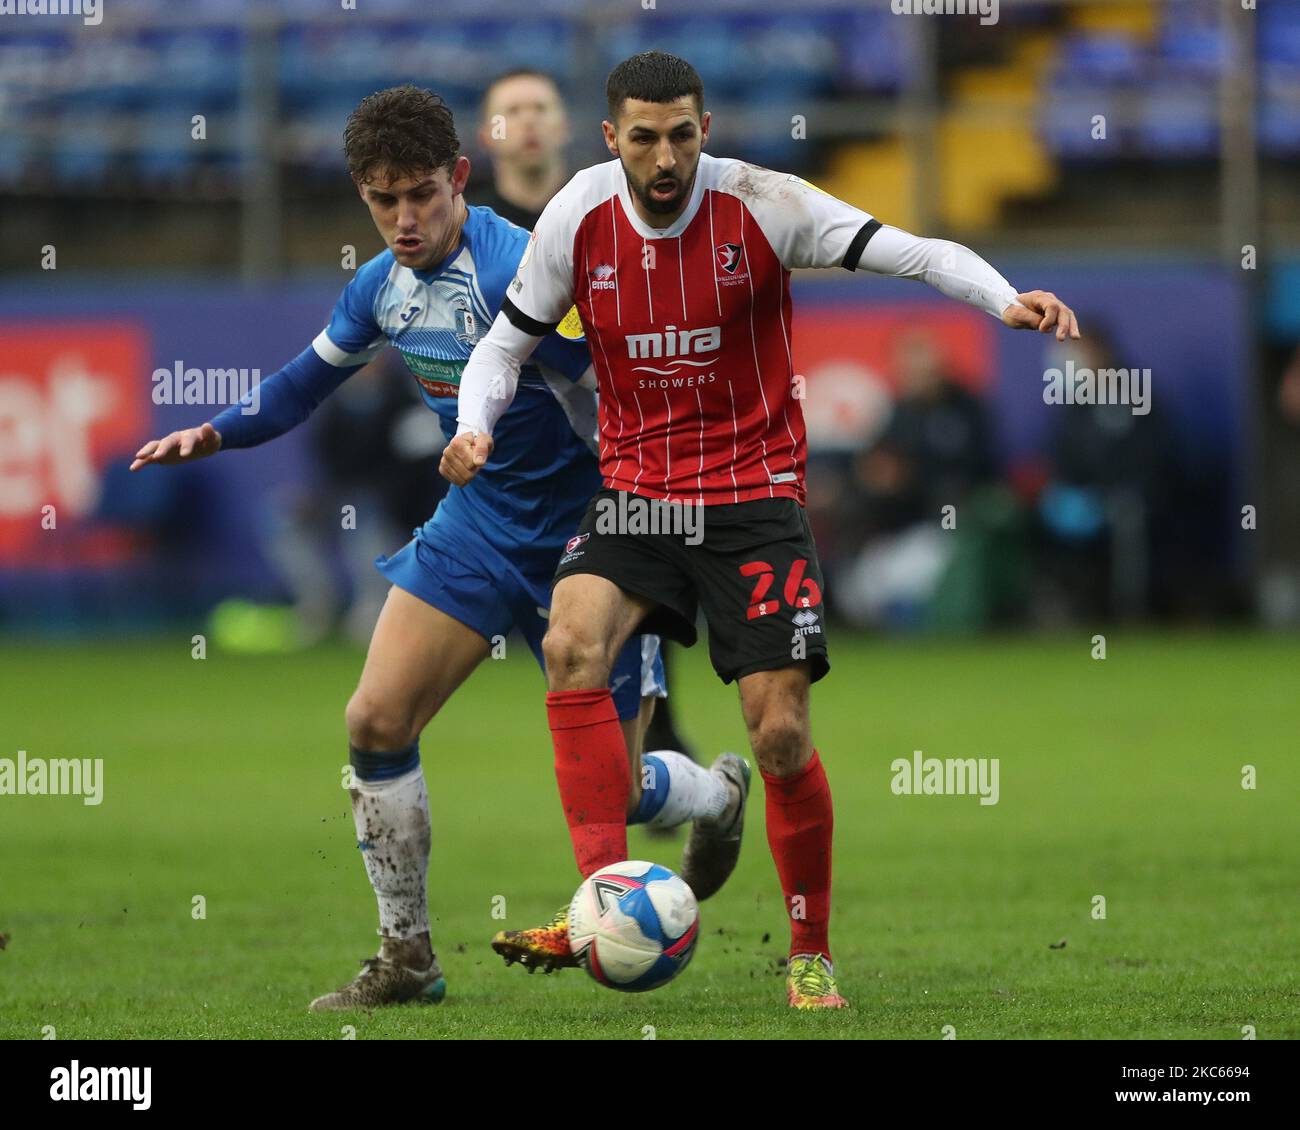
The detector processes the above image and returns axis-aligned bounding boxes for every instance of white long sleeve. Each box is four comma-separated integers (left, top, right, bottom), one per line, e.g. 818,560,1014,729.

455,312,542,438
855,225,1019,320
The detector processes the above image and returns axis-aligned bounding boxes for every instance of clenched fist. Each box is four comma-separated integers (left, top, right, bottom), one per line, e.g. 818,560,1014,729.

440,430,494,486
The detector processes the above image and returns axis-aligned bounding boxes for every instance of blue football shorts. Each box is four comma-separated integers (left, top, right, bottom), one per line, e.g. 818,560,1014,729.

375,511,666,722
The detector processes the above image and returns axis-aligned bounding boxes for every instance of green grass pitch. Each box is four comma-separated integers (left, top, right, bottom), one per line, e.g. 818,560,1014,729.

1,631,1296,1039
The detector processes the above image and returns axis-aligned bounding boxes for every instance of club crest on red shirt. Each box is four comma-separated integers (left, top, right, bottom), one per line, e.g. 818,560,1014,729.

716,243,743,274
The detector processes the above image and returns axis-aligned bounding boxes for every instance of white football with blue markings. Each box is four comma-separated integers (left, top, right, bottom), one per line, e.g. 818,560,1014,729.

567,860,699,992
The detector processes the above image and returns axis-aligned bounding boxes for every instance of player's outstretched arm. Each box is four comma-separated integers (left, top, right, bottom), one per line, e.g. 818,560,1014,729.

855,225,1080,341
128,345,362,472
130,422,222,470
444,311,544,486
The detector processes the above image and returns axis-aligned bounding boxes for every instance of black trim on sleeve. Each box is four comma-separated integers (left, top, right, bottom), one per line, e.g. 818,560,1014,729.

501,295,561,338
841,218,882,271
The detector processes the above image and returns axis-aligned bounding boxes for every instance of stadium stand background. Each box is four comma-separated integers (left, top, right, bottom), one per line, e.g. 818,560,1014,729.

1,0,1298,636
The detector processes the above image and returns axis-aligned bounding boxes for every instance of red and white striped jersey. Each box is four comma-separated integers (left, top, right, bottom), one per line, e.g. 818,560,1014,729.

501,153,878,506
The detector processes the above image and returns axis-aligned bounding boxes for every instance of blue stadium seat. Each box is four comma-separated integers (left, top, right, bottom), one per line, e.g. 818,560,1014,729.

135,28,240,110
495,20,575,74
1259,2,1300,66
136,111,204,182
1038,90,1121,160
1259,75,1300,155
0,134,33,188
1157,23,1225,78
748,15,838,98
292,96,363,173
51,112,118,184
605,19,746,97
1057,33,1146,83
843,12,909,92
1137,84,1218,157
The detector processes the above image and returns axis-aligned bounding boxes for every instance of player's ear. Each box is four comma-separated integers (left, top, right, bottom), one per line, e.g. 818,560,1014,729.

602,120,619,157
700,110,710,148
353,175,368,202
451,154,472,195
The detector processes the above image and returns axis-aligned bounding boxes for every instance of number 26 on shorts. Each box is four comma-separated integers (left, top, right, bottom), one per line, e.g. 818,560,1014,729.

739,558,823,620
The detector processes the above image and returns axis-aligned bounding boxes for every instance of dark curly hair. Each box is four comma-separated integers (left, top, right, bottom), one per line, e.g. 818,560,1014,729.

606,52,704,122
344,85,460,183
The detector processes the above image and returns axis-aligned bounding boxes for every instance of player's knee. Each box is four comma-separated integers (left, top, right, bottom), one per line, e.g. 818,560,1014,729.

747,714,811,777
542,625,610,690
345,691,417,752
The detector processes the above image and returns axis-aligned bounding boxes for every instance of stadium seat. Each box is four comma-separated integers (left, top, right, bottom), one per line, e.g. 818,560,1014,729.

0,134,33,187
1259,74,1300,156
51,110,119,184
842,12,909,93
1057,32,1147,83
1137,83,1218,157
1260,6,1300,68
1039,88,1121,160
1157,23,1226,78
136,111,203,182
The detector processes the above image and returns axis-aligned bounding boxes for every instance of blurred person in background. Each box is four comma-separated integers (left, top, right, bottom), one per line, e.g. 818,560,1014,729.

1033,325,1179,625
475,69,572,230
1256,341,1300,627
833,330,1020,631
477,67,699,762
863,331,996,526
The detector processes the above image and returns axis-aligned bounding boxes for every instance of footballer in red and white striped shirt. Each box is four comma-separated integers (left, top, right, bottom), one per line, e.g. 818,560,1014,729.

445,51,1078,1009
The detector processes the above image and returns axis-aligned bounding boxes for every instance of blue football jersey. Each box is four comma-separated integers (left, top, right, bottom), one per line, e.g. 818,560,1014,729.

315,205,600,564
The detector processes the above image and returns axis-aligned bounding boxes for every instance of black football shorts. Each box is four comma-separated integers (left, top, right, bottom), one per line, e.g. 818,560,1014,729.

552,489,829,685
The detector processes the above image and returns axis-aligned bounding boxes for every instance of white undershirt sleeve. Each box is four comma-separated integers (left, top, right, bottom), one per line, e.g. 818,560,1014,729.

455,312,543,439
855,225,1019,320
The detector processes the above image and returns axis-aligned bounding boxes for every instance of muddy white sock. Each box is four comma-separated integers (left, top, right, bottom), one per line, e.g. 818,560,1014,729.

348,750,430,941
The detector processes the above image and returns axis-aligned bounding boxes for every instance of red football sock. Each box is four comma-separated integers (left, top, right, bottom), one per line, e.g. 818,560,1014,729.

547,688,630,878
762,749,834,961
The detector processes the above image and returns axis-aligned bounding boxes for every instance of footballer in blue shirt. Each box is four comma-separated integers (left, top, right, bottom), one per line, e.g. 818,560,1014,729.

130,86,745,1011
